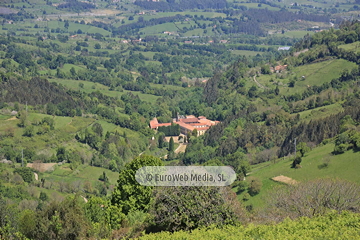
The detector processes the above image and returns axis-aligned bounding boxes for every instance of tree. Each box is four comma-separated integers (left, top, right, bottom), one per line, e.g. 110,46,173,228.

23,126,34,137
261,65,271,74
42,117,55,130
168,137,174,152
92,122,103,137
275,85,280,95
98,171,109,183
84,197,112,237
234,180,248,194
39,192,48,201
289,80,295,87
111,155,164,215
297,142,310,157
149,186,243,232
248,177,262,196
292,156,302,168
158,134,164,148
14,167,33,183
31,196,91,239
187,131,192,142
57,147,67,161
192,129,198,137
94,43,101,49
18,111,28,128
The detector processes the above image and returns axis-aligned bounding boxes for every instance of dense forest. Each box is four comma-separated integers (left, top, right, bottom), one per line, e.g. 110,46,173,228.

134,0,227,11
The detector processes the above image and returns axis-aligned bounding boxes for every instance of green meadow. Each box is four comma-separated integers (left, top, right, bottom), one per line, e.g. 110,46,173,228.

239,142,360,209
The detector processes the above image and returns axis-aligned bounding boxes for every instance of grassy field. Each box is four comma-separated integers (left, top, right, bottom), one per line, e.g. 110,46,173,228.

140,11,226,21
42,163,119,184
239,142,360,209
276,30,314,38
149,83,185,90
0,112,95,152
49,78,161,104
338,41,360,53
233,2,280,11
140,22,179,35
294,102,344,121
231,50,263,56
255,59,357,95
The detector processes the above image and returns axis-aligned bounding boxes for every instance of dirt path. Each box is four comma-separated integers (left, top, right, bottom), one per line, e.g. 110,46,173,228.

253,76,269,89
174,143,187,154
293,48,309,57
161,143,187,159
139,144,151,156
81,195,88,203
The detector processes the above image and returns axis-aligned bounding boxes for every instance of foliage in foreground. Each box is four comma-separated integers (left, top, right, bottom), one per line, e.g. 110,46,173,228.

148,186,245,232
137,211,360,240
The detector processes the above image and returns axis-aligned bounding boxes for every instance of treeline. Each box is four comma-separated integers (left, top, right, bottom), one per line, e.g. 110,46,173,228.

57,0,95,12
279,101,360,156
134,0,227,11
243,9,329,24
0,10,35,21
113,15,185,35
224,9,329,36
0,77,78,107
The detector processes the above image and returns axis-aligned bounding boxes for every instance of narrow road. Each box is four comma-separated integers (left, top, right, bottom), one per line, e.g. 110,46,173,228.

174,143,187,154
162,143,187,159
253,75,269,89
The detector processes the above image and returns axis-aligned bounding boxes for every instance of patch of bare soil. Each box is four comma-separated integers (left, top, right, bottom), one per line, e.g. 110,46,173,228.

293,48,309,57
27,163,57,172
272,175,298,185
6,116,17,121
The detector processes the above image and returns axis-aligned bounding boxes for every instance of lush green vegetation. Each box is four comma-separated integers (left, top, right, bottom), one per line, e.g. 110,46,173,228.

138,211,360,239
1,0,360,238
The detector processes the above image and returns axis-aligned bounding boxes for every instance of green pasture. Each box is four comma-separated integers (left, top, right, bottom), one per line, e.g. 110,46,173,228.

239,142,360,209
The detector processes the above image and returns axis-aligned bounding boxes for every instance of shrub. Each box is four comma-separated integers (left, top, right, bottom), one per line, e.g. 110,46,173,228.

14,167,33,183
248,177,262,196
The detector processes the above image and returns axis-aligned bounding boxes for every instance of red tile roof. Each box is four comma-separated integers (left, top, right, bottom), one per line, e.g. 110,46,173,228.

179,118,199,124
177,121,195,131
149,118,159,129
156,123,172,127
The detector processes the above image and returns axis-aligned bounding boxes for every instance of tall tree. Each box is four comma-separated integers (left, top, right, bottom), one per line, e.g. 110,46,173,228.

111,155,164,215
168,137,174,152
